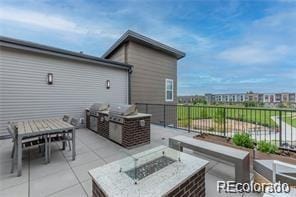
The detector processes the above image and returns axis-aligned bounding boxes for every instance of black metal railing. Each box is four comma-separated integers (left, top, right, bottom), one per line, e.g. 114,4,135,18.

136,103,296,148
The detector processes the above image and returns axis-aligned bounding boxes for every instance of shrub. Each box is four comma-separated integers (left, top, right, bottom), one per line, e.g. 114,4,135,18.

232,133,254,149
257,141,278,154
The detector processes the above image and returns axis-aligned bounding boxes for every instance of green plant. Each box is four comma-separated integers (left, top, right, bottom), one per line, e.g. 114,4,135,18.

232,133,254,149
257,141,278,154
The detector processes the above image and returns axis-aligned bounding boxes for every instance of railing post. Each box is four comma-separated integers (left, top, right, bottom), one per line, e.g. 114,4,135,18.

163,104,166,128
279,110,282,146
188,106,191,132
223,107,226,137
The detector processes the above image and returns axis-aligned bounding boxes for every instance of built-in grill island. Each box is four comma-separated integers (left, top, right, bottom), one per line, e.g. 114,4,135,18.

86,103,109,138
86,103,151,148
109,104,151,148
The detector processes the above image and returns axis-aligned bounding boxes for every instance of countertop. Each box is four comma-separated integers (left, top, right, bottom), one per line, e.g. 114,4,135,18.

89,145,209,197
122,113,152,119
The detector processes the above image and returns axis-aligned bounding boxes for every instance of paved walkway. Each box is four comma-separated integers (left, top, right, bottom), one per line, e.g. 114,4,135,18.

0,125,259,197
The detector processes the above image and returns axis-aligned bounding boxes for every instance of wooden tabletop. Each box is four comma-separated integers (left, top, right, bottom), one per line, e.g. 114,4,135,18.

15,118,74,137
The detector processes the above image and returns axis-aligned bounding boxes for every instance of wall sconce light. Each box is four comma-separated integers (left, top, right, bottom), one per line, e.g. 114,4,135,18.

48,73,53,85
106,80,110,89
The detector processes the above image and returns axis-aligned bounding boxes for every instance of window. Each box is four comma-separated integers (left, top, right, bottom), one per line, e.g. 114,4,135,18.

165,79,173,102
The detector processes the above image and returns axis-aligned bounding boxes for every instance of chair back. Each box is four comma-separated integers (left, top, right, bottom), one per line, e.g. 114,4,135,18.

7,123,16,140
63,115,70,122
70,118,79,127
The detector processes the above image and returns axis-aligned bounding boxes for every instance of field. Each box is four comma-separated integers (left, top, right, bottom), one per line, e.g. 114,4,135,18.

177,106,295,129
284,115,296,127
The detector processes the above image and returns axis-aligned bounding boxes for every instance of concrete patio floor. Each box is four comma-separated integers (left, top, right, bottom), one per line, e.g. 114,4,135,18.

0,125,260,197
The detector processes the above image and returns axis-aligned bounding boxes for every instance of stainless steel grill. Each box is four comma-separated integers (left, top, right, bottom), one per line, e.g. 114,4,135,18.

89,103,109,116
88,103,109,131
109,104,137,144
109,104,137,116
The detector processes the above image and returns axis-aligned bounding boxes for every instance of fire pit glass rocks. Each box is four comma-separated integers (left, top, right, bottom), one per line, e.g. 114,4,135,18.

121,146,181,184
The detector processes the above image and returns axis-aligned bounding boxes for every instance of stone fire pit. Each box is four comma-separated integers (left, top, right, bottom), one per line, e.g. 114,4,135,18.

89,146,209,197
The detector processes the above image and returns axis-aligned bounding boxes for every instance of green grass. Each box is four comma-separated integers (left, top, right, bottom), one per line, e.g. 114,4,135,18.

283,114,296,127
177,106,279,128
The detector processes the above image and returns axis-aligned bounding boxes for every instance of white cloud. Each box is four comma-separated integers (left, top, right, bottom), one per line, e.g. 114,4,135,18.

0,6,121,39
218,45,289,64
217,10,296,65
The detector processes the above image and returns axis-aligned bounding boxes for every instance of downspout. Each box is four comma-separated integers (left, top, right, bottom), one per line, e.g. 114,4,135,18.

124,42,132,104
128,67,133,104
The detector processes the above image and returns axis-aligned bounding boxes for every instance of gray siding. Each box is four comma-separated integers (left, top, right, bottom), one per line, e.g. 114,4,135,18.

127,41,177,104
108,45,126,63
0,47,128,133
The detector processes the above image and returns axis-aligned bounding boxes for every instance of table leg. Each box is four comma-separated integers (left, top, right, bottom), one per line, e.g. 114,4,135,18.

50,135,52,162
62,131,66,150
72,128,76,160
44,135,48,163
17,137,22,176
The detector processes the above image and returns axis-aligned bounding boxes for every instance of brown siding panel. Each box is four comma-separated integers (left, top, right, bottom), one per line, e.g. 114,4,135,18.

127,41,177,105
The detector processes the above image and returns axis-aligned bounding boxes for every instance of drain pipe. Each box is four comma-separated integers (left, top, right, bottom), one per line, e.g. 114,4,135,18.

128,67,133,104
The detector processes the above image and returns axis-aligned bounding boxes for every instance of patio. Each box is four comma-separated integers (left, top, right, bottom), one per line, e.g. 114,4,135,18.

0,124,259,197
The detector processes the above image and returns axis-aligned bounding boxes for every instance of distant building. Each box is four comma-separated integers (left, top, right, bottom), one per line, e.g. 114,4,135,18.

178,95,205,104
205,93,245,103
205,92,296,104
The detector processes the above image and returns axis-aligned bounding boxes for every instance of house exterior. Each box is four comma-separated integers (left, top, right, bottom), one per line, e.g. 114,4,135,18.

102,30,185,105
0,30,184,132
0,36,132,133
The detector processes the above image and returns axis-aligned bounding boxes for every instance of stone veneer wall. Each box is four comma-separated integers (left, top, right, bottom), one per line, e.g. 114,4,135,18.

92,167,206,197
122,116,151,148
92,180,107,197
97,113,109,138
165,167,206,197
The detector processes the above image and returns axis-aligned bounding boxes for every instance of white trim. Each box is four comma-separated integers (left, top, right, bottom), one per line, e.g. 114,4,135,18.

165,79,174,102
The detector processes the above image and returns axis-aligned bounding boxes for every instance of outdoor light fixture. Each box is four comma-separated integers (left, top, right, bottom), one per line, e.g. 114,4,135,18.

48,73,53,85
106,80,110,89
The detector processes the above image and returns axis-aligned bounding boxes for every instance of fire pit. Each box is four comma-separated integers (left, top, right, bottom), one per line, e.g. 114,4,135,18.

125,156,176,181
89,146,209,197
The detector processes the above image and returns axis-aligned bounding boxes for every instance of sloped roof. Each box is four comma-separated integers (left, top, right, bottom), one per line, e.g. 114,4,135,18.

102,30,185,60
0,36,132,70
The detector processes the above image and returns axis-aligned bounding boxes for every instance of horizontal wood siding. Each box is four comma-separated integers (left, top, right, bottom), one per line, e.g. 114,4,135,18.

0,47,128,133
107,45,125,63
127,41,177,104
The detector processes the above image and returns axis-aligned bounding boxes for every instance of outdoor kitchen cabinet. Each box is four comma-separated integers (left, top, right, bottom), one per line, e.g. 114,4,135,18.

108,113,152,148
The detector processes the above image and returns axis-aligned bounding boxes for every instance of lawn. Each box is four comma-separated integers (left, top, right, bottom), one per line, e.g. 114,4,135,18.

283,114,296,128
177,106,281,128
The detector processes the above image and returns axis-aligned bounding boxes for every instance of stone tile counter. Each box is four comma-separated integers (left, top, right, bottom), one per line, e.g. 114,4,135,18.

89,146,209,197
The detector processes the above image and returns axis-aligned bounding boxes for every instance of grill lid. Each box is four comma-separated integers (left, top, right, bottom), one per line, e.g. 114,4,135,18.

89,103,109,113
109,104,137,116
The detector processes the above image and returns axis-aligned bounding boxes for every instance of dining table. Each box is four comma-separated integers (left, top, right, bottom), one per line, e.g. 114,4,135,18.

15,118,76,176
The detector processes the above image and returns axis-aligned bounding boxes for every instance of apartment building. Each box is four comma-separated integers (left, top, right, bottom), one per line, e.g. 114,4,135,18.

205,92,296,104
205,93,245,103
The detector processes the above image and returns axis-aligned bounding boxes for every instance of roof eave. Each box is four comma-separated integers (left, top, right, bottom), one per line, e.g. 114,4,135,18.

102,30,186,60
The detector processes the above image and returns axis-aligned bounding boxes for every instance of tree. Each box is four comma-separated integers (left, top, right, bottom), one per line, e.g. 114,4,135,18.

243,101,256,107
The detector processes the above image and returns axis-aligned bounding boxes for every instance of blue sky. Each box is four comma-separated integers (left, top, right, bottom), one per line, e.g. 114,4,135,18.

0,0,295,95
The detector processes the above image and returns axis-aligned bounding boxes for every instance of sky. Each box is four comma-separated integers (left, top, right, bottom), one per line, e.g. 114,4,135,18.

0,0,295,96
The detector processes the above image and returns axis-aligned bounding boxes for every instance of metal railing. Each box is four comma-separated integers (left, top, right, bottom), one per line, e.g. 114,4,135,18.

136,103,296,147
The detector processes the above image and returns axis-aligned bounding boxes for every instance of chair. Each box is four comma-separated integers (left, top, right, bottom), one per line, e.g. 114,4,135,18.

48,118,78,161
7,123,47,173
63,115,70,122
70,118,79,128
